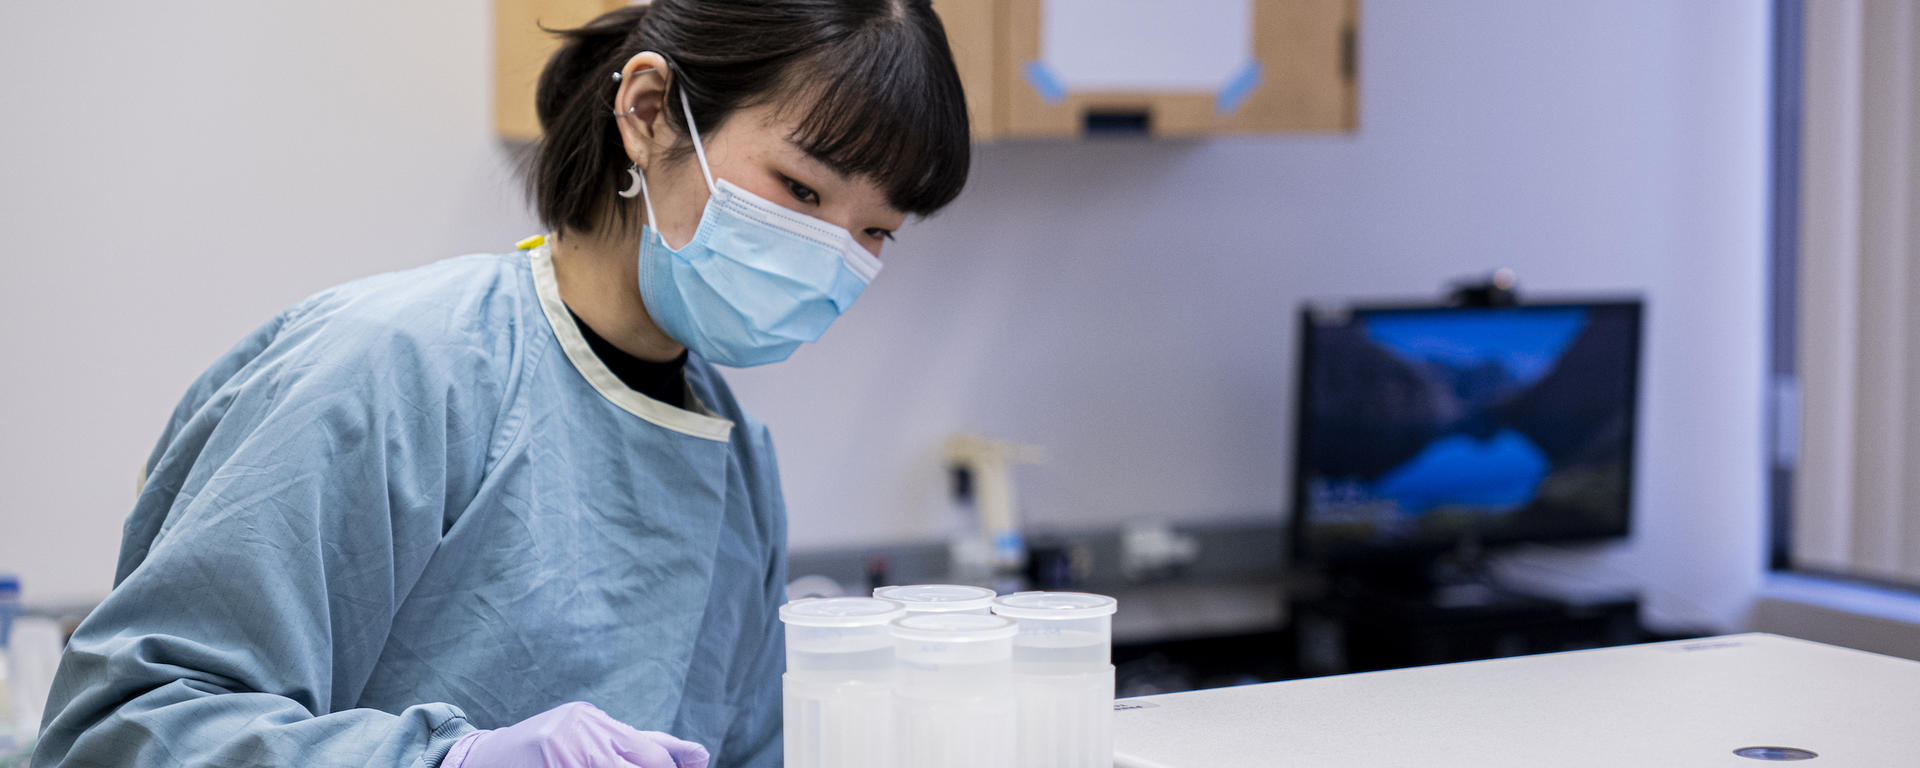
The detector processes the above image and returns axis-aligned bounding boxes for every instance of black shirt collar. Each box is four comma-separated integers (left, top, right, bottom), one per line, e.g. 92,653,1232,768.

566,307,688,410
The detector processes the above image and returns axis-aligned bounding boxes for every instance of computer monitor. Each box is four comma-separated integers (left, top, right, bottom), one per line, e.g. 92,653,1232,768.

1291,300,1643,563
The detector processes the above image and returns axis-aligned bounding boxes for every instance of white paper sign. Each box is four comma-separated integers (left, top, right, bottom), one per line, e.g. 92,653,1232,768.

1038,0,1254,93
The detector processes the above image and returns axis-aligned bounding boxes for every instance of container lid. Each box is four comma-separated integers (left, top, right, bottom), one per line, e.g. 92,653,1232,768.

990,591,1118,620
888,612,1018,643
872,584,996,612
779,597,905,628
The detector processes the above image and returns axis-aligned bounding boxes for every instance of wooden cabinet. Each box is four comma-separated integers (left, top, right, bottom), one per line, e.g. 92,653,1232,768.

995,0,1358,137
494,0,625,142
494,0,1357,143
931,0,1004,141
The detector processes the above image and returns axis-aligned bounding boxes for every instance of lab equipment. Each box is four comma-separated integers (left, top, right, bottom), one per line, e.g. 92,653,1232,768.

944,434,1047,588
780,597,906,768
633,87,881,368
1119,523,1201,583
992,592,1118,768
3,617,59,763
35,246,784,767
889,613,1018,768
874,584,996,615
1022,537,1093,591
0,575,18,765
1732,747,1819,761
786,574,849,601
446,701,709,768
0,652,13,765
0,576,17,648
1111,634,1917,768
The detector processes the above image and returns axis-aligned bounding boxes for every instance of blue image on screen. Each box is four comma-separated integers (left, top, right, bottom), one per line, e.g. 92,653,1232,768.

1301,303,1637,548
1373,429,1551,515
1356,309,1586,515
1363,309,1589,387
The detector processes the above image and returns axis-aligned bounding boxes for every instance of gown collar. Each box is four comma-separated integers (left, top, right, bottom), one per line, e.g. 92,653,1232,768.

528,244,735,442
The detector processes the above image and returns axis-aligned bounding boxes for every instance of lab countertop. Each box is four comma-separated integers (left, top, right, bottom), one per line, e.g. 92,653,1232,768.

1111,633,1920,768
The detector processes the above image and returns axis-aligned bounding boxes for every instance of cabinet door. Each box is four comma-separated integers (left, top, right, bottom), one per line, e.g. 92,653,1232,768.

999,0,1358,138
494,0,625,142
932,0,1003,142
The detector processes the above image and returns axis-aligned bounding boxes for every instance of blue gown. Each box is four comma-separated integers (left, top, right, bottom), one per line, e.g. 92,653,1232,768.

33,245,787,767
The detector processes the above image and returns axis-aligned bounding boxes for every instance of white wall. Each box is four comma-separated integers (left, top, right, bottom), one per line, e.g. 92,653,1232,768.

0,1,538,606
0,1,1770,631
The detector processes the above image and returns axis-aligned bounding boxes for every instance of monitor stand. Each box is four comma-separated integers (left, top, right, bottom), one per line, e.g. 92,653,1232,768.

1322,536,1527,606
1293,538,1643,676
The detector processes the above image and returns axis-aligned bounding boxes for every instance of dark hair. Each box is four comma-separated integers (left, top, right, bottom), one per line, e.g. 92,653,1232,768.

528,0,971,235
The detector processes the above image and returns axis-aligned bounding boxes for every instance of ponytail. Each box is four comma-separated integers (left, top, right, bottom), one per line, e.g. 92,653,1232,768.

527,4,651,235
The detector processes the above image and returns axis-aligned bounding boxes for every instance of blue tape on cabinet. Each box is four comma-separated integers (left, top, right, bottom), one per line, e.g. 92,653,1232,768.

1215,60,1264,115
1023,60,1068,104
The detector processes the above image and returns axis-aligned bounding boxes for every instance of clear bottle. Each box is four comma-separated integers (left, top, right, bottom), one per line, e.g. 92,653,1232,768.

0,576,20,764
780,597,905,768
0,654,14,764
0,576,17,650
992,591,1118,768
889,612,1017,767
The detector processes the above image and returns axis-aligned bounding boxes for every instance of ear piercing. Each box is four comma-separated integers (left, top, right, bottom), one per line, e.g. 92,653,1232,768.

610,71,643,199
618,164,644,199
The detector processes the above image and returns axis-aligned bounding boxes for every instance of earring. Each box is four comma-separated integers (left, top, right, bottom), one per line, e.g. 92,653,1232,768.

611,71,623,82
618,164,643,199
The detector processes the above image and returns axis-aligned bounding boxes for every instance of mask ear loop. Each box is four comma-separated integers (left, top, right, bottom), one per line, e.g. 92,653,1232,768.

677,85,717,194
621,75,713,250
634,168,661,243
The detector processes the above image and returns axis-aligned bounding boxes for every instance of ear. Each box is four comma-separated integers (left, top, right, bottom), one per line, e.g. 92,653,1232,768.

613,51,675,171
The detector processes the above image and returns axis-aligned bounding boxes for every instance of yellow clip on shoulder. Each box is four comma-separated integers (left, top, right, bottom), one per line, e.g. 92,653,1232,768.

515,234,547,251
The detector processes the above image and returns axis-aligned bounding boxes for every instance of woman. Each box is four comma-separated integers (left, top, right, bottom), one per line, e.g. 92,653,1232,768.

32,1,968,766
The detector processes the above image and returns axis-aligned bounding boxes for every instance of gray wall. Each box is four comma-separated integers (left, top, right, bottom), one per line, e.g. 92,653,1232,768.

0,0,1770,631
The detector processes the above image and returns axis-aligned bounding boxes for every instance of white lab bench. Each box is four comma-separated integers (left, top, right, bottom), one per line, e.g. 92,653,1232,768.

1112,633,1920,767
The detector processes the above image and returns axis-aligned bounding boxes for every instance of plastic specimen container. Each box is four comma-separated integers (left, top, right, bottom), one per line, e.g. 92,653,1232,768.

992,591,1119,768
780,597,906,768
889,612,1018,767
872,584,997,615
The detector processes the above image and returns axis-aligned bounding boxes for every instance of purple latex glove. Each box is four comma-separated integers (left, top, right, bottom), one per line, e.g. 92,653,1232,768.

444,702,710,768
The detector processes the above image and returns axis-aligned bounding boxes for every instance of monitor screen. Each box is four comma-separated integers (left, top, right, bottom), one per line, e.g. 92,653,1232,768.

1293,301,1643,560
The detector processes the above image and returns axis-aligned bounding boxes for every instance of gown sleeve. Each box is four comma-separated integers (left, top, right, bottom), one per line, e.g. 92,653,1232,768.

33,310,489,768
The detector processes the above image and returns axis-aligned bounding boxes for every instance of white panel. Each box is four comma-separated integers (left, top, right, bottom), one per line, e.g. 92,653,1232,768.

0,0,538,606
1039,0,1253,92
1906,0,1920,583
1793,0,1866,575
1854,0,1916,580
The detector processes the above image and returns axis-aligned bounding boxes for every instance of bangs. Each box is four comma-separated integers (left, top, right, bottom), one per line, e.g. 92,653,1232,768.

780,20,971,216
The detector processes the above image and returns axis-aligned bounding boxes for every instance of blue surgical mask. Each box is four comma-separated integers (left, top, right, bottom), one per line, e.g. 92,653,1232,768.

630,87,882,368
